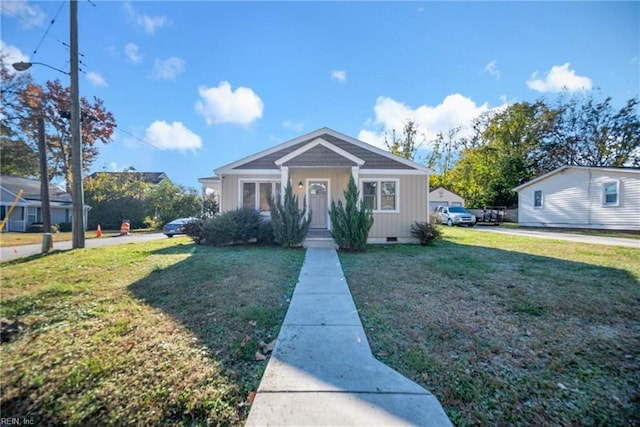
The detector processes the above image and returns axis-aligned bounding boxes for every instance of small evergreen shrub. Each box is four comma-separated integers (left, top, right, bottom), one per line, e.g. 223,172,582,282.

257,220,276,245
269,181,312,248
58,222,72,232
410,221,442,246
26,223,60,233
329,175,374,252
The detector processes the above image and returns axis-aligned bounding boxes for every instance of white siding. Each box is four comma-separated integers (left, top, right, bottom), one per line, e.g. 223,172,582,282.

517,168,640,231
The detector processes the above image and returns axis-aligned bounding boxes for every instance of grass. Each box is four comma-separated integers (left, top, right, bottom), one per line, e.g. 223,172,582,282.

0,237,304,425
0,229,160,247
340,227,640,426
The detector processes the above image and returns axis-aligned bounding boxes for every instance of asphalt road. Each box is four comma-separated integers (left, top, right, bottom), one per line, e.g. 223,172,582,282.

473,226,640,248
1,232,169,261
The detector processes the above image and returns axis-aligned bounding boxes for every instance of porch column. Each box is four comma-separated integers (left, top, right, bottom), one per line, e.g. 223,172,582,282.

281,166,289,203
351,166,359,183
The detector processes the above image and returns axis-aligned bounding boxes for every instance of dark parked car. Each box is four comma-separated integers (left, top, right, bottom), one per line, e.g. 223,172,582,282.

162,217,195,237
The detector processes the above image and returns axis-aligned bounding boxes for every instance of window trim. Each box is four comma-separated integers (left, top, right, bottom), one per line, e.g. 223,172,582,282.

239,179,282,213
602,181,620,207
533,190,543,208
359,178,400,213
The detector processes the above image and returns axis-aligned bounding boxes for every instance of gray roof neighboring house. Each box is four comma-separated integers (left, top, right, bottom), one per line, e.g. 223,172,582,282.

1,175,72,203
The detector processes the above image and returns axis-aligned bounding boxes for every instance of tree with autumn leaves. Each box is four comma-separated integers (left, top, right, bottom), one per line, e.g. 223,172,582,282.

0,60,116,192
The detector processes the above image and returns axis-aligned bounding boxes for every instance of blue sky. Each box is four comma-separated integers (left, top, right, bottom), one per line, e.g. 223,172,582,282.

2,1,638,189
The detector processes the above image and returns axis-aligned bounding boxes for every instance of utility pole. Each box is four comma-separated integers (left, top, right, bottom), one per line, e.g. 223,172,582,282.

37,117,53,253
70,0,84,248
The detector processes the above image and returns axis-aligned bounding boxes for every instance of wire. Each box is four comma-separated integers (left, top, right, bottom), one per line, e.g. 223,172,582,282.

116,127,162,151
29,1,66,61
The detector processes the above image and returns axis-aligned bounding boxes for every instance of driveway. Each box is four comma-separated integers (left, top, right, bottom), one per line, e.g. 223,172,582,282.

1,233,169,261
474,226,640,248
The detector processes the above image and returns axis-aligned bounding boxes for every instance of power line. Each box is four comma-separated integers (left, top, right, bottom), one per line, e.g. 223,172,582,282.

29,1,66,61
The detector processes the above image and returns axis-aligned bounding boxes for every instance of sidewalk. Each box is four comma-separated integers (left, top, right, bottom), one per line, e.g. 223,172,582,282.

245,247,452,426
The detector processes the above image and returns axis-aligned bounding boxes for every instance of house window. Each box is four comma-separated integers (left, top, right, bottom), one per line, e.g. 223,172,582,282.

534,190,543,208
603,181,619,206
242,181,281,212
361,180,398,212
27,207,42,225
0,206,5,221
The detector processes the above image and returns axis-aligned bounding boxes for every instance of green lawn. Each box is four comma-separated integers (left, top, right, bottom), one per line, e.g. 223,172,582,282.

0,238,304,425
340,227,640,426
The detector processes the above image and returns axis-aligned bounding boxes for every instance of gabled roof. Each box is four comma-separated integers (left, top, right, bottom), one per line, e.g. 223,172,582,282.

86,171,167,185
215,127,432,175
513,165,640,192
1,175,72,203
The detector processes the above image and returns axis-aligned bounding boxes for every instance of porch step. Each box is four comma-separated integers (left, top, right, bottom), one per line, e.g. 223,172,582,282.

303,237,337,249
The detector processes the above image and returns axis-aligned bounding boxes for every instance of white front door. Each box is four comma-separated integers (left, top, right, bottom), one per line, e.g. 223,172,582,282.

308,181,328,229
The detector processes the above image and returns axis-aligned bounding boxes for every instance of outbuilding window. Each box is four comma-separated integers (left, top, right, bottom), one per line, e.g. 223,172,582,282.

533,190,543,208
603,181,619,206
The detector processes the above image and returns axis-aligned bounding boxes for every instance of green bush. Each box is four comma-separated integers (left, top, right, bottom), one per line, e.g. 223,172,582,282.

257,220,276,245
269,181,311,248
183,218,205,244
58,222,72,232
26,223,60,233
329,175,374,252
187,208,262,246
410,221,442,246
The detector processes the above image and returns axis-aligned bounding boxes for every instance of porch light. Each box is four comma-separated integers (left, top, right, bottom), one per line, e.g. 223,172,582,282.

298,181,304,190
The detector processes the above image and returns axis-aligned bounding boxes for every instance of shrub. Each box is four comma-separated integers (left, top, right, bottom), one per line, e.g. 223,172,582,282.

329,175,374,252
410,221,442,246
257,220,276,245
269,181,312,248
58,222,72,232
189,208,262,246
183,218,205,244
26,223,60,233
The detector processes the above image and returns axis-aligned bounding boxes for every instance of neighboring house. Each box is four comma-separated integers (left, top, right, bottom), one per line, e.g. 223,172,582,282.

202,127,433,243
85,171,167,185
429,187,465,211
513,166,640,231
0,175,90,232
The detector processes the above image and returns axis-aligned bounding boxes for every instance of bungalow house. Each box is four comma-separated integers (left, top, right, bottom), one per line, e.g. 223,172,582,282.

0,175,90,232
202,127,433,243
513,166,640,231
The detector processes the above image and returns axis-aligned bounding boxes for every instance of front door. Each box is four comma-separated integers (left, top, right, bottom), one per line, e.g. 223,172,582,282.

308,181,328,229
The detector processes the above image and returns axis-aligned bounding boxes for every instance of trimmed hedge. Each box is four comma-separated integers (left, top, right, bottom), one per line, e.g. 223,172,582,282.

184,208,274,246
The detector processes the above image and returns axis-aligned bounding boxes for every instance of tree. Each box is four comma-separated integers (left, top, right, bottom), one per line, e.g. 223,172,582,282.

534,94,640,170
7,74,116,191
426,127,462,190
384,120,422,160
329,175,374,252
269,181,312,247
147,179,202,226
84,170,151,229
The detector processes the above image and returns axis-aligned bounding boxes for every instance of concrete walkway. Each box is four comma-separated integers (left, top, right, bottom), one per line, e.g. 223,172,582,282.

245,247,452,426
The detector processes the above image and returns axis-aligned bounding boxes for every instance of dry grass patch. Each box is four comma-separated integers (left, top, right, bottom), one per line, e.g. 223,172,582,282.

340,227,639,426
1,238,304,425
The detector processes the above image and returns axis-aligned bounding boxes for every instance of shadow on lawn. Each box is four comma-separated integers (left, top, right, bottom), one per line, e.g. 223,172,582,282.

340,241,640,426
127,243,304,421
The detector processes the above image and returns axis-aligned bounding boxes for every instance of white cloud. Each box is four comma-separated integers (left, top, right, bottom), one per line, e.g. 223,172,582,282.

282,120,304,132
0,0,45,29
331,70,347,82
527,63,592,92
485,60,501,80
195,81,264,126
86,71,108,87
124,43,142,63
145,120,202,152
0,40,29,73
151,57,185,80
124,2,169,35
358,94,495,150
